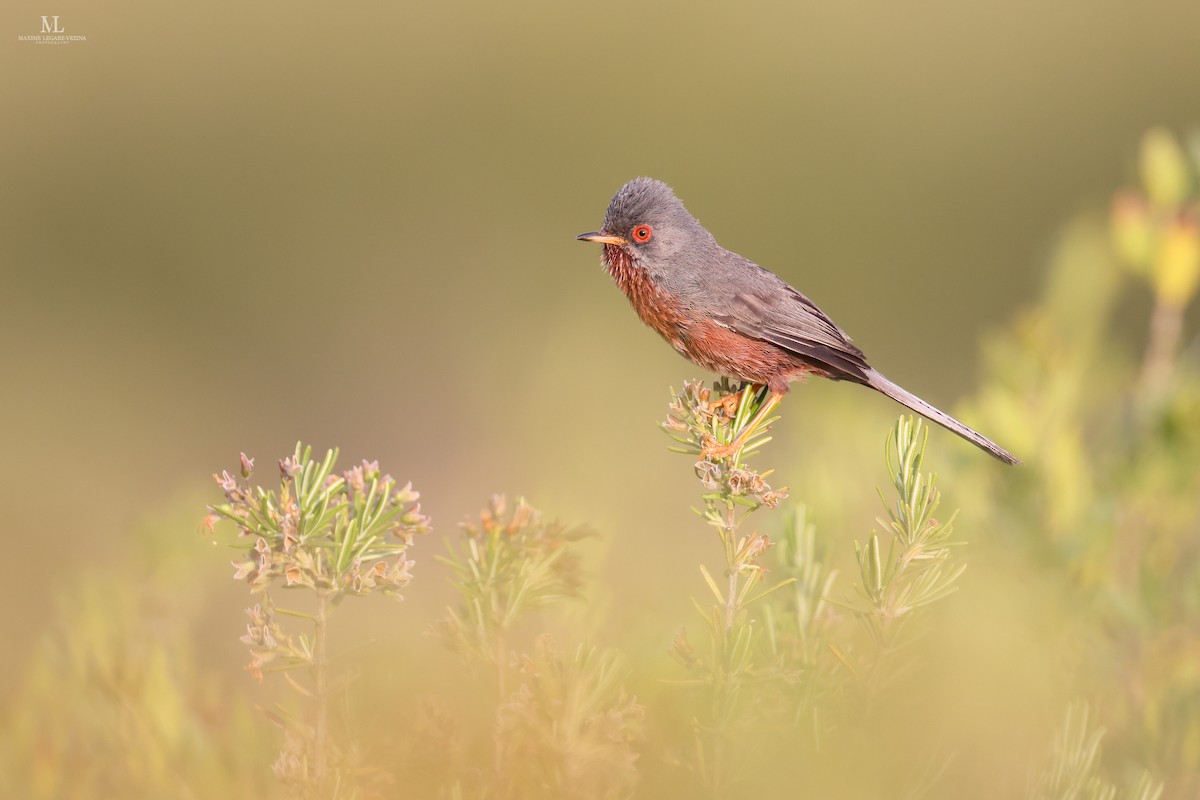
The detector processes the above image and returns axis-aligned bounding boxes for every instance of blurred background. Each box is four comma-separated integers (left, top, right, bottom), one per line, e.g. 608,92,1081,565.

3,0,1200,797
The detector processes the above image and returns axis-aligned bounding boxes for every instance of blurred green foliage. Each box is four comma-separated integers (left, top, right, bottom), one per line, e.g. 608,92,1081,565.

208,445,432,798
1,505,276,800
962,127,1200,789
3,128,1200,799
433,496,641,799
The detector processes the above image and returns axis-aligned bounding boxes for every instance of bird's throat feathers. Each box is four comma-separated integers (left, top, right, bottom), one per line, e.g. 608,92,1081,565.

602,243,639,292
602,243,686,340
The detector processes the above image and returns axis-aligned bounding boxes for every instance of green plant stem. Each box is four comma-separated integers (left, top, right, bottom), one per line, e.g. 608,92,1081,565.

495,631,507,698
712,500,741,798
723,504,738,633
494,630,509,799
313,589,330,793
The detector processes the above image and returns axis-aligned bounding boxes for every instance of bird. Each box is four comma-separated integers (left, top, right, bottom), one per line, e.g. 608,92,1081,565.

576,177,1019,464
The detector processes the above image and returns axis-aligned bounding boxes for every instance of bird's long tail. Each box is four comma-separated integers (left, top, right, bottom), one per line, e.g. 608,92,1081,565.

863,369,1020,464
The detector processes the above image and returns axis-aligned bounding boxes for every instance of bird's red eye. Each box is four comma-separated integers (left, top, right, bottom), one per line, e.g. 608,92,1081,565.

632,224,653,243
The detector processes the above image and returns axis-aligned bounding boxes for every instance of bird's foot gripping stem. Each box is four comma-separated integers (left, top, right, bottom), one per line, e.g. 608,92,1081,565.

701,391,746,421
698,388,784,462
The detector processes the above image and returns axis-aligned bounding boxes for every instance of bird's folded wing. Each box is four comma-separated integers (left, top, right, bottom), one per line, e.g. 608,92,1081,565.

713,289,871,382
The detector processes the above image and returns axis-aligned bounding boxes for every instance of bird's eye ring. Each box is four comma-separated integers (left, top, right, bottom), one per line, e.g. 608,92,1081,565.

632,224,653,243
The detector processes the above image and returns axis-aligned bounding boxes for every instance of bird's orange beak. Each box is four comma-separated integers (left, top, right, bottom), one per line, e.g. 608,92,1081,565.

576,231,628,246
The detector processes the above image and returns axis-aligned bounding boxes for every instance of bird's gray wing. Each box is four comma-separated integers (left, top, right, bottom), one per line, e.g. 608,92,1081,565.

711,274,871,382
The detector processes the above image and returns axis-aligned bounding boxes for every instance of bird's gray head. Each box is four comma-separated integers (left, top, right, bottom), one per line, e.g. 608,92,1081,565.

576,177,715,267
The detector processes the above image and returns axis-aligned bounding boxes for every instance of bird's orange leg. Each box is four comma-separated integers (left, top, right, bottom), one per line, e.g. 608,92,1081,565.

700,389,784,461
702,384,760,420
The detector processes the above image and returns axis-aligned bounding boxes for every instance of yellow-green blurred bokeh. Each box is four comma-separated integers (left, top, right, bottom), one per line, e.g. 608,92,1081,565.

3,0,1200,797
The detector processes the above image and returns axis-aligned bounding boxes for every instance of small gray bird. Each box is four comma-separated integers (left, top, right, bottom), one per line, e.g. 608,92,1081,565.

576,177,1019,464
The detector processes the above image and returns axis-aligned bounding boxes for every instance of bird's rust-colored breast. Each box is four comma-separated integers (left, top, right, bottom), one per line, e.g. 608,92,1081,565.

603,244,688,350
603,244,809,392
